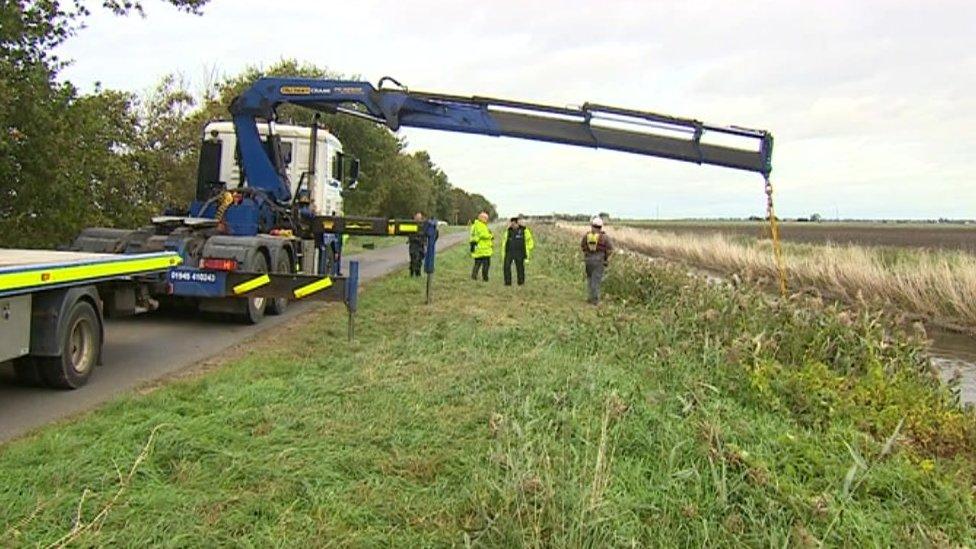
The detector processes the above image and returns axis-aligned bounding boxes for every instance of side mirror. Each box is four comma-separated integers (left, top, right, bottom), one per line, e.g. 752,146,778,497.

333,152,344,180
348,158,360,187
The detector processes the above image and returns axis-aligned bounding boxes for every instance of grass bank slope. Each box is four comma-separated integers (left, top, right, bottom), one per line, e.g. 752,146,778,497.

1,229,974,546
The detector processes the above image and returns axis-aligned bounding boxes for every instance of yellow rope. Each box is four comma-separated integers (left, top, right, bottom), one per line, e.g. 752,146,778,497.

214,191,233,222
764,176,788,296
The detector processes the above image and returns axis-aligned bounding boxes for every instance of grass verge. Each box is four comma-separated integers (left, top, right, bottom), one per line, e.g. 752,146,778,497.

1,228,974,546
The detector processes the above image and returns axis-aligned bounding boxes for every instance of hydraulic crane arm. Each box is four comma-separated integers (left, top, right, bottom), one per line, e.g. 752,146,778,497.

230,77,774,203
209,77,775,302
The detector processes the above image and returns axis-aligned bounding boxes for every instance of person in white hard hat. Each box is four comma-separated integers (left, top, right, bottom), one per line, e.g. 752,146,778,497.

580,216,613,304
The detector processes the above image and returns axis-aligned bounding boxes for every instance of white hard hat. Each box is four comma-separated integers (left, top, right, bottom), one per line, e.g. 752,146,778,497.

590,216,604,227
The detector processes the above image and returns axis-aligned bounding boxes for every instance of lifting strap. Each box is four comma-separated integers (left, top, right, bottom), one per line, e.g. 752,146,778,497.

764,176,788,296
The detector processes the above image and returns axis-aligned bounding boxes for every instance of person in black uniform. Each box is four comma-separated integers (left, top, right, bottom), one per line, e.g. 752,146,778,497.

502,215,535,286
407,212,427,277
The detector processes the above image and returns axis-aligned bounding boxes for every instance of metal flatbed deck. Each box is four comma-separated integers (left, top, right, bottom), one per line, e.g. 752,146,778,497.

0,250,182,298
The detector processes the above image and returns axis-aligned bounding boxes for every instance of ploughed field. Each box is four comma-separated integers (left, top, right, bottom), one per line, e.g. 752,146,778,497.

621,221,976,253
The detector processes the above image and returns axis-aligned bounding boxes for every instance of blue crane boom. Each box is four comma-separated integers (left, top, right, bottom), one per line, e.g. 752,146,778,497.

229,77,774,204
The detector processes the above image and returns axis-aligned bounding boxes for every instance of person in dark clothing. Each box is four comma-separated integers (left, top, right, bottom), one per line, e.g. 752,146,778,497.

580,216,613,304
502,215,535,286
407,212,426,277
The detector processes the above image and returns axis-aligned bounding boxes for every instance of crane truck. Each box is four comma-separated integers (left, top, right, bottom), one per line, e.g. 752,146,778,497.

73,77,773,321
2,119,369,389
4,75,773,389
189,74,773,311
145,75,773,310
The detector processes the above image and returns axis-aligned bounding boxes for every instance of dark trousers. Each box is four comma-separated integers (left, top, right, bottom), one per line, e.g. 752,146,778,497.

409,250,424,277
585,260,605,303
471,257,490,281
503,255,525,285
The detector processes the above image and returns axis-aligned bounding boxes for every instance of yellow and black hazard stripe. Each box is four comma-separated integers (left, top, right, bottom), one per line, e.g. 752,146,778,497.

232,274,271,295
293,276,332,298
314,215,422,237
0,252,181,296
390,222,419,234
225,272,343,302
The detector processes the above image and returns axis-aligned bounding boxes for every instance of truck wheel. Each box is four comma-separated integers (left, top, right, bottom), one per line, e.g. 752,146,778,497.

12,357,43,386
266,253,291,316
39,300,101,389
242,253,269,324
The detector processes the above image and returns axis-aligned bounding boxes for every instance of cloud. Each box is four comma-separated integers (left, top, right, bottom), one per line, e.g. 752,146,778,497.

57,0,976,219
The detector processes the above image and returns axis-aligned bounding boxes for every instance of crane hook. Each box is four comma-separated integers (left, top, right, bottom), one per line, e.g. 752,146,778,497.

377,76,407,91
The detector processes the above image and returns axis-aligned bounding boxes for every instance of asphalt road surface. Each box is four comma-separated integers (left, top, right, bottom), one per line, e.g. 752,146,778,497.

0,232,466,443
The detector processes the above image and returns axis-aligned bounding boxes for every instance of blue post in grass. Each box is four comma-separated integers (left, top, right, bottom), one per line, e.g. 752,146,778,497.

346,260,359,341
423,219,439,304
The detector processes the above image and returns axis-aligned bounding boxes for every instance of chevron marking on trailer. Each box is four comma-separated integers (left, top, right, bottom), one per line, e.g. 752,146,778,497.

293,276,333,299
232,274,271,295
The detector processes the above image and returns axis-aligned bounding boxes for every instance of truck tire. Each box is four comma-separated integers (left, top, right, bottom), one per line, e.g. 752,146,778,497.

266,253,291,316
242,253,269,324
12,357,43,386
38,300,101,389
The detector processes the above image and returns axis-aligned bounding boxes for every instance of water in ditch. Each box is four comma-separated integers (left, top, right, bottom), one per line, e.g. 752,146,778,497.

929,328,976,406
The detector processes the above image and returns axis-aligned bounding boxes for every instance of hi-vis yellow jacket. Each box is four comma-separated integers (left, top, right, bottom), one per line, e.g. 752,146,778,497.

500,226,535,260
469,219,494,258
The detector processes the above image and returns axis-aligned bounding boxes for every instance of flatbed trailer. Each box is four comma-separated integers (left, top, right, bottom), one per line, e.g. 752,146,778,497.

0,249,181,389
1,248,361,390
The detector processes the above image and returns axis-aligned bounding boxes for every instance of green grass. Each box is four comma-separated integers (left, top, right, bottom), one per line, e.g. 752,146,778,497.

1,228,974,546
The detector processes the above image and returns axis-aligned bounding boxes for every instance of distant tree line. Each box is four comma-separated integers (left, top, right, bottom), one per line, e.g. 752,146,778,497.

0,1,495,248
548,213,610,222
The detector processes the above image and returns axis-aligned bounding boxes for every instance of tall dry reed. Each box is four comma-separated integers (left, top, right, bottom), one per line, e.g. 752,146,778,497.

559,223,976,329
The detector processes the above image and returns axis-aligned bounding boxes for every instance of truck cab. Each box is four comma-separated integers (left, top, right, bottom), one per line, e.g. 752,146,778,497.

74,120,360,324
196,121,345,216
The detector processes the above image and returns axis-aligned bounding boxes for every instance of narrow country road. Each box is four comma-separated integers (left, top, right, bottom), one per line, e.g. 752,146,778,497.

0,232,466,443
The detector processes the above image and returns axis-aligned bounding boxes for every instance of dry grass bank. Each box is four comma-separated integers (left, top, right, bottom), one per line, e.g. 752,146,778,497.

558,223,976,330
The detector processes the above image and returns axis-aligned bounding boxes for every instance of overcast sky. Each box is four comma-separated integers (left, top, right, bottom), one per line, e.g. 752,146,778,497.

58,0,974,219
